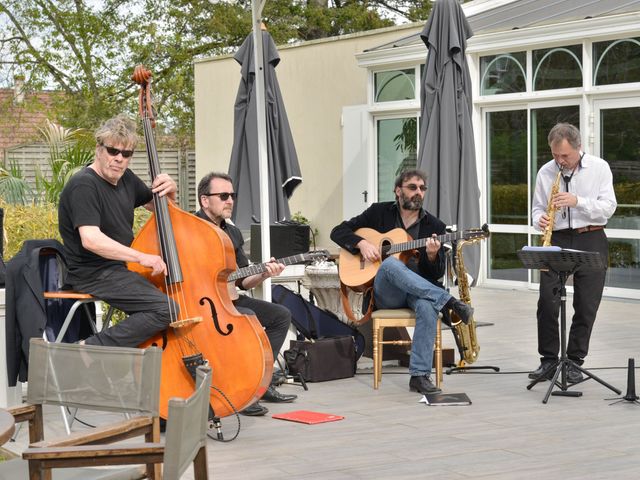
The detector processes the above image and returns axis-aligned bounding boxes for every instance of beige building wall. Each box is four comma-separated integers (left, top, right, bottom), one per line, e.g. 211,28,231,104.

194,24,422,252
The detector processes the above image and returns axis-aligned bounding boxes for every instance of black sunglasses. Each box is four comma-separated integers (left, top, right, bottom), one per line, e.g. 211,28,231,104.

402,183,427,192
101,144,134,158
203,192,236,201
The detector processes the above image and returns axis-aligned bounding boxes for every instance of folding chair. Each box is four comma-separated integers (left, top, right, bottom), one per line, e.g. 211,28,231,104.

22,363,213,480
1,338,163,480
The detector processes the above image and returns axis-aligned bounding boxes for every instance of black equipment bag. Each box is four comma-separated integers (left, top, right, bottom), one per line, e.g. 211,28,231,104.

284,336,356,382
271,284,365,360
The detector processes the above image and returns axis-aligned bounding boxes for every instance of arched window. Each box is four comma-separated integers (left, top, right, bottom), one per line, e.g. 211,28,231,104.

374,69,415,103
593,38,640,86
533,45,582,91
480,53,526,95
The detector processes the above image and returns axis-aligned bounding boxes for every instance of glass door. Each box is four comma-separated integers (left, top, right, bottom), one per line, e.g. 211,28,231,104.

594,98,640,298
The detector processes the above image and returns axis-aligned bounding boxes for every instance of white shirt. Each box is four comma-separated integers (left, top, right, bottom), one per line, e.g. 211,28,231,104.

532,152,617,231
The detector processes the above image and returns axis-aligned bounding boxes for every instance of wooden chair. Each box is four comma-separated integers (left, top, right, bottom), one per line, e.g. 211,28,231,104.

1,338,163,480
371,309,443,389
22,364,213,480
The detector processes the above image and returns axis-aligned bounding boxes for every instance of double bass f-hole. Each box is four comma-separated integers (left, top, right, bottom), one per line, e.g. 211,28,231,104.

200,297,233,336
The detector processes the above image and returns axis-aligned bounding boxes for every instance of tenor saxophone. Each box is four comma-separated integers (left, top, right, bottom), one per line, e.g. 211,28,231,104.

448,238,481,366
541,170,563,246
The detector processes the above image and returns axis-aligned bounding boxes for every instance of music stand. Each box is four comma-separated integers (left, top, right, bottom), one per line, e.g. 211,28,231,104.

517,247,621,404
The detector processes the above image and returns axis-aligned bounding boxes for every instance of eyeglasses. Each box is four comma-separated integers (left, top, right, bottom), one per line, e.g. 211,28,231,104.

101,144,134,158
402,184,427,192
203,192,236,201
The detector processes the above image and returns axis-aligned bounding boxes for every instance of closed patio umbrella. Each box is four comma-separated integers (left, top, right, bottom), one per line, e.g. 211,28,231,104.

417,0,481,282
228,29,302,231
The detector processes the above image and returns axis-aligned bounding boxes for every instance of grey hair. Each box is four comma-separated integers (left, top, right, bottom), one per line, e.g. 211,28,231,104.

548,123,581,149
95,114,139,148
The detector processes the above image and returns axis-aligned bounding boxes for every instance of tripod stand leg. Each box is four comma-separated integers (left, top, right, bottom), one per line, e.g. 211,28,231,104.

573,363,621,395
545,360,583,403
543,362,563,404
446,365,500,375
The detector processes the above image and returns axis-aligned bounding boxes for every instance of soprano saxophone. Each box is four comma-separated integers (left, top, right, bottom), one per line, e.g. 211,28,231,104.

541,170,563,246
448,238,481,366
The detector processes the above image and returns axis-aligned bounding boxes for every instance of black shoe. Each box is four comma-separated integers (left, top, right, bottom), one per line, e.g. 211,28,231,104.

528,362,555,381
261,385,297,403
445,297,474,325
566,364,584,384
409,375,442,394
240,402,269,416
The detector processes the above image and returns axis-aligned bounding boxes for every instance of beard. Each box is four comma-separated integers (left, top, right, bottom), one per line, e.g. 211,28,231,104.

399,192,423,211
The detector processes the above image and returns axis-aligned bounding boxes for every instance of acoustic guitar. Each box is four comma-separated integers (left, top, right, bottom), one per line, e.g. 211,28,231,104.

338,225,489,290
227,250,329,300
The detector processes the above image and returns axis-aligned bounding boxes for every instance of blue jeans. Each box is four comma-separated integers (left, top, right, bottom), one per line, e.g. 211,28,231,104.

373,257,451,376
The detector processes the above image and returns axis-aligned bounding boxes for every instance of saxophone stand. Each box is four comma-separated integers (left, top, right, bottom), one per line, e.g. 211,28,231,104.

444,242,500,376
517,247,621,404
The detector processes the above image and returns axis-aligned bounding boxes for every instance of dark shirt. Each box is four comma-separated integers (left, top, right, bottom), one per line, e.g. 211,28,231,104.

58,166,152,285
194,210,248,268
330,201,446,284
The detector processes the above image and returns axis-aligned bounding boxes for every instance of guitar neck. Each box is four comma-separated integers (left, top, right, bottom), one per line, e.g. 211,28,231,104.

387,231,464,255
228,253,312,282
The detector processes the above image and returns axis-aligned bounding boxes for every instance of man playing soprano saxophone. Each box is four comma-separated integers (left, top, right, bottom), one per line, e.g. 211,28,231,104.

529,123,617,384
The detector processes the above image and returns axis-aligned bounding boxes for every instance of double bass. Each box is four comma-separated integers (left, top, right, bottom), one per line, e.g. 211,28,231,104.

129,65,273,419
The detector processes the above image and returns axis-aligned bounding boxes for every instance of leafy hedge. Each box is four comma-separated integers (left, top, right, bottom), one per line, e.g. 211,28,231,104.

2,201,151,260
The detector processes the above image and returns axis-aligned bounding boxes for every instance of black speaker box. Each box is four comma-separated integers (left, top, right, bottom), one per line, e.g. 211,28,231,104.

250,224,310,263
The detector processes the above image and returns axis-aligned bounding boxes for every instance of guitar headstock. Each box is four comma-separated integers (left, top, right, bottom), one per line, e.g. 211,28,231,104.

463,223,490,241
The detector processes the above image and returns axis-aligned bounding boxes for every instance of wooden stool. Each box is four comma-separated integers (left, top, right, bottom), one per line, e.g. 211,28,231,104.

372,308,442,389
43,291,115,434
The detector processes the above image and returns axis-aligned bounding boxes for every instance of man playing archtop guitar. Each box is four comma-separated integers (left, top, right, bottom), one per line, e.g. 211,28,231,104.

331,169,474,395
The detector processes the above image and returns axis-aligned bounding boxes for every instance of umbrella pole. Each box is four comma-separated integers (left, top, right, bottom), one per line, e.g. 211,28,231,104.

251,0,272,301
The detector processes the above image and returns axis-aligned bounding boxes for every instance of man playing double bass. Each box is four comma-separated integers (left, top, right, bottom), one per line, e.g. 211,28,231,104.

195,172,297,417
58,114,178,347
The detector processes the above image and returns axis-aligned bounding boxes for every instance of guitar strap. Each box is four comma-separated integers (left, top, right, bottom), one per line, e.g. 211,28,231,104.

339,281,374,326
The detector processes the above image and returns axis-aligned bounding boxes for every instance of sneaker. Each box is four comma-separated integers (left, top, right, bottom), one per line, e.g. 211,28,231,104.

409,375,442,394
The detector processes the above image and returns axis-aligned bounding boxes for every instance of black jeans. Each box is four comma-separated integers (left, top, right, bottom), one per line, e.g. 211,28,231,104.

72,265,176,347
233,294,292,360
536,229,608,364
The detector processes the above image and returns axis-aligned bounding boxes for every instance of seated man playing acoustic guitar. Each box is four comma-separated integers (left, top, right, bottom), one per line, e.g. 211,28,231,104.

330,169,473,395
195,172,296,416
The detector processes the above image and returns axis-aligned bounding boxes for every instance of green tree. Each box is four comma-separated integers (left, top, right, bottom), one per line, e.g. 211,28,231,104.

1,0,435,141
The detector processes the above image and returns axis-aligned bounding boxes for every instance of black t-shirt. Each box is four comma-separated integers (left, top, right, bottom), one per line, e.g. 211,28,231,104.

58,166,152,285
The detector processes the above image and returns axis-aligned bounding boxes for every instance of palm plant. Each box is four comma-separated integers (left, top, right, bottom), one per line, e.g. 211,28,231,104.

0,162,33,205
36,120,95,204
